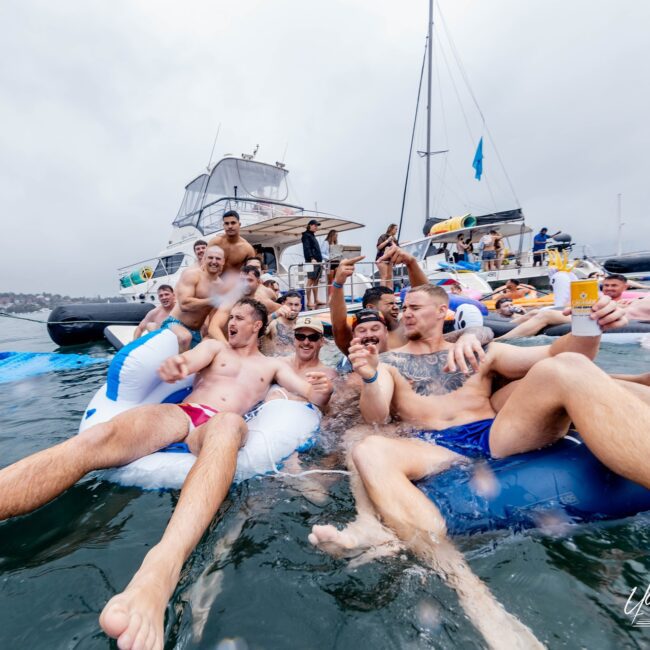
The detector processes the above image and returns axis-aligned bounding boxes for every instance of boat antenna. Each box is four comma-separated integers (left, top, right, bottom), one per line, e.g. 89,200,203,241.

206,123,221,172
281,141,289,163
397,36,428,242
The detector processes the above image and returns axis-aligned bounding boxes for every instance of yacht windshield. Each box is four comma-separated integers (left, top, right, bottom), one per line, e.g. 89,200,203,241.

204,158,289,204
173,175,209,228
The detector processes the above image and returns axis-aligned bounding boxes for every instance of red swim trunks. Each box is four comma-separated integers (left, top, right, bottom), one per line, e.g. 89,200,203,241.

177,402,219,431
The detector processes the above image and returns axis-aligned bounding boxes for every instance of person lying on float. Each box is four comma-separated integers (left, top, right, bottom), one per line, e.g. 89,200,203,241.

309,284,638,650
0,297,333,650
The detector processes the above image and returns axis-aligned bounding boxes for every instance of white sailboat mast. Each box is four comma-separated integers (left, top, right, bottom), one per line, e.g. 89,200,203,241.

425,0,433,224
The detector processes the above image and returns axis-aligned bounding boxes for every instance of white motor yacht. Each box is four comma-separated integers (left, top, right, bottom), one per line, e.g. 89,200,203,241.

118,153,367,305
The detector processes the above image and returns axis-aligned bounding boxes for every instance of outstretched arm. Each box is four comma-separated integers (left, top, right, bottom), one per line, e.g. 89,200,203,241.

273,362,333,408
349,337,394,424
133,307,158,340
159,339,224,382
330,256,364,355
489,296,627,378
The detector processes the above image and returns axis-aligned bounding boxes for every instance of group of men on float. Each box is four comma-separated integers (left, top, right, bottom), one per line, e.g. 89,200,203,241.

1,209,650,649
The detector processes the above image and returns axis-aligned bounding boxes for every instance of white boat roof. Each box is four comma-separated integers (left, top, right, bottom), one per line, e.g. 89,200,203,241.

411,220,532,245
239,214,364,246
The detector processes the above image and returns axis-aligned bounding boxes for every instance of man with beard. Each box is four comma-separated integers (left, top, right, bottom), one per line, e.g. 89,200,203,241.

330,247,428,355
133,285,177,339
269,316,337,396
0,298,333,650
208,210,256,273
331,249,492,358
161,245,227,349
311,284,633,649
264,290,303,354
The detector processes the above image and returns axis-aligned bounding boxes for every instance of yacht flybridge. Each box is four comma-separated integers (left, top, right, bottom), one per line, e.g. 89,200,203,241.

118,155,364,303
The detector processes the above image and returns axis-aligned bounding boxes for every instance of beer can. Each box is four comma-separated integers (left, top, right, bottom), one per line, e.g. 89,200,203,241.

570,279,601,336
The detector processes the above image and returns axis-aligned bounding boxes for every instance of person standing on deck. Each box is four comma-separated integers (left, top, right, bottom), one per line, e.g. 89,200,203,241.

302,219,325,309
532,227,561,266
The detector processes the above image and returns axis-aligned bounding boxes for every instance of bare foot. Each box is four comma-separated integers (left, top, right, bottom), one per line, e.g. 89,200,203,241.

99,549,180,650
308,524,364,558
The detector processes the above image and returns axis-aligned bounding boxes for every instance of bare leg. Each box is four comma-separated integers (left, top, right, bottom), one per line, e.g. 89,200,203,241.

309,424,401,559
352,435,542,649
100,412,247,650
0,405,188,520
496,310,569,340
490,353,650,488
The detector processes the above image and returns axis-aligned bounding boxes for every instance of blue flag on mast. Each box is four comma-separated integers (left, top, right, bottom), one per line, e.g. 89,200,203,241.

472,137,483,181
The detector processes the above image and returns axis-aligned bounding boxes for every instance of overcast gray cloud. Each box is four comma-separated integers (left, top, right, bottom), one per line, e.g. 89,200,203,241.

1,0,648,296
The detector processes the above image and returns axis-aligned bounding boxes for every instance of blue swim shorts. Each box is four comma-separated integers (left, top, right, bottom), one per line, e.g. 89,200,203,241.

417,418,494,459
481,250,496,261
161,316,202,348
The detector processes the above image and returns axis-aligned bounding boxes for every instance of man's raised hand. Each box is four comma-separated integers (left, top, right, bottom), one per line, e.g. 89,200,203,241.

349,336,379,381
377,245,415,267
159,355,189,383
334,256,365,286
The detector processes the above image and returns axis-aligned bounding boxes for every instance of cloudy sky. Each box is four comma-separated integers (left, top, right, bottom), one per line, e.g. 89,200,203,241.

2,0,649,296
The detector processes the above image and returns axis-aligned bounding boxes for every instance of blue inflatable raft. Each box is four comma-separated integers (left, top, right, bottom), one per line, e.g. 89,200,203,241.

0,351,107,384
418,436,650,536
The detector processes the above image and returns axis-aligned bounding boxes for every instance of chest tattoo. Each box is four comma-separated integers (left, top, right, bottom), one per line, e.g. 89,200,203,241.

379,351,471,396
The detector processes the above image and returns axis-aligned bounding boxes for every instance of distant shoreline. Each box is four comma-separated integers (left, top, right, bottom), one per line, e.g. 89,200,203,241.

1,292,124,315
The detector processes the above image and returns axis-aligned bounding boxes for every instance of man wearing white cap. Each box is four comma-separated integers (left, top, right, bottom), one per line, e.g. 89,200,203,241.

267,316,337,402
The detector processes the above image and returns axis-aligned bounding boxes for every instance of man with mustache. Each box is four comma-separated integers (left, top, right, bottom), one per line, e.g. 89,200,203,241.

312,284,633,649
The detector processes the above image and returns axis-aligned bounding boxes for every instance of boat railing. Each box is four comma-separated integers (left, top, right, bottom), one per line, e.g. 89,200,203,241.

286,261,382,302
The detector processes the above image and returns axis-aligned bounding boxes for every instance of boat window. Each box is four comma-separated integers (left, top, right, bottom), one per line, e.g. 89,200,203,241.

402,240,430,261
204,158,289,204
152,253,185,278
173,175,209,228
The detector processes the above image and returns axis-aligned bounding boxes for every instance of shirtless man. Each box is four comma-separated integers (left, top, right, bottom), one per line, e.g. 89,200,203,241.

268,316,337,398
0,298,333,650
240,265,280,314
330,248,428,354
161,245,227,349
208,210,256,273
491,278,536,300
310,284,636,649
133,285,176,339
264,290,303,354
243,256,279,303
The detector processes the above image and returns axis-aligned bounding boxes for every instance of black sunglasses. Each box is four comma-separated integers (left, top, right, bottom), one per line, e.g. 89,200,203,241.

294,332,322,342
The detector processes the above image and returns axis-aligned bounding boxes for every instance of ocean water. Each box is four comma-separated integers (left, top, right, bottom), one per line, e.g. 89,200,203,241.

1,313,650,649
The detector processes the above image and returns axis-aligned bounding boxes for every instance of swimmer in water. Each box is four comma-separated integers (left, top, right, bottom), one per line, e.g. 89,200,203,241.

310,284,636,650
